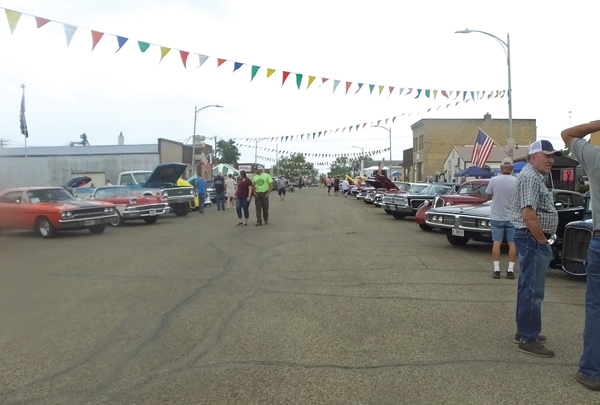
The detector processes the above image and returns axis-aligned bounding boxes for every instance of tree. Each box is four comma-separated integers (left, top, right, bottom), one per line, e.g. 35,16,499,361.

328,155,373,177
215,139,240,166
272,154,318,179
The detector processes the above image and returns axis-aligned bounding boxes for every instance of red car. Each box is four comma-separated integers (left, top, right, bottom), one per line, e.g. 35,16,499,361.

88,186,169,226
415,179,490,231
0,187,117,238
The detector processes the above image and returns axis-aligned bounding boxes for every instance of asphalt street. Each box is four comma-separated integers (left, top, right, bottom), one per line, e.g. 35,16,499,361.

0,187,596,404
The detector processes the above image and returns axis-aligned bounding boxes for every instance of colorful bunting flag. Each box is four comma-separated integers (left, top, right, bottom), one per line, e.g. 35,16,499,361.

345,81,352,95
5,9,20,34
333,80,341,94
369,84,375,95
282,71,290,86
415,89,422,98
217,58,227,67
64,24,77,47
116,36,128,52
35,17,50,29
425,89,430,98
322,78,329,85
389,86,394,97
378,85,384,96
441,90,449,98
251,65,260,80
296,73,303,89
138,41,150,53
267,68,276,78
180,51,189,68
233,62,243,72
159,47,171,63
195,54,209,68
307,76,316,89
91,31,104,51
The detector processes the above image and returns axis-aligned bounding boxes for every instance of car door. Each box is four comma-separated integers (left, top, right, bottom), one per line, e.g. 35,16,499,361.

0,191,26,228
555,192,584,238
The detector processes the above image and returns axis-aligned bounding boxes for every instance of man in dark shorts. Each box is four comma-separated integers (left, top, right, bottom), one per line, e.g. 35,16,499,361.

276,175,286,201
333,177,340,196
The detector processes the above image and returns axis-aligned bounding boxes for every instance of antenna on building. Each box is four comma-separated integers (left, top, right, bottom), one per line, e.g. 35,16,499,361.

69,133,90,146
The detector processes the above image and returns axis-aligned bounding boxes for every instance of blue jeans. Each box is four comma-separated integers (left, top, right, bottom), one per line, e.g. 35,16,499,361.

579,237,600,381
514,229,553,343
215,191,225,211
197,193,205,212
236,197,250,219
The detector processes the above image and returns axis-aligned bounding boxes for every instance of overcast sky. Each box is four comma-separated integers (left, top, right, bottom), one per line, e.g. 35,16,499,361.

1,0,598,168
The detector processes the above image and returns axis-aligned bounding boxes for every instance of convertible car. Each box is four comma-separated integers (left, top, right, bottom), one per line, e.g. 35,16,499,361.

88,186,169,226
0,187,117,238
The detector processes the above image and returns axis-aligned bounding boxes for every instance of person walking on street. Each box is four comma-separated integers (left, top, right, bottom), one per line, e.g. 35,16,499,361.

252,165,273,226
235,170,253,226
326,177,332,195
225,174,236,210
510,140,561,358
342,177,350,198
276,175,287,201
487,158,517,279
213,172,226,211
333,177,340,196
562,121,600,390
196,176,206,214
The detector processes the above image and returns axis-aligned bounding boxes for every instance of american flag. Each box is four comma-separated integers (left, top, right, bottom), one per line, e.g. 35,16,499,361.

201,155,212,173
471,129,494,167
20,91,28,138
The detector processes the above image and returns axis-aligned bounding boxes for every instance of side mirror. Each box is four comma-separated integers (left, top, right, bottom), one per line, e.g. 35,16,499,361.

554,202,564,210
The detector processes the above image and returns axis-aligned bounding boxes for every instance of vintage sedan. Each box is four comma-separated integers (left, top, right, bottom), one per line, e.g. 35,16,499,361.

88,186,169,226
424,189,585,246
415,179,490,231
373,183,428,208
383,183,454,219
364,177,406,205
0,187,117,238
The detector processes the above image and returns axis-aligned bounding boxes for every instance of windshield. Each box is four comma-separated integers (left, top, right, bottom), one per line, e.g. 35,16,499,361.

93,187,132,198
410,184,429,194
458,183,488,195
27,188,75,203
394,182,411,191
133,172,151,184
420,185,451,195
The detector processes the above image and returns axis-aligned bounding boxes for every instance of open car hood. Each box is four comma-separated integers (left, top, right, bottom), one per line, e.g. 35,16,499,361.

365,175,398,190
144,163,188,187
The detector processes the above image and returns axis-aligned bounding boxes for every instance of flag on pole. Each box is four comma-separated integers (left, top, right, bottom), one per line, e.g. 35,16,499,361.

378,161,384,175
20,90,28,138
201,155,212,173
471,129,494,167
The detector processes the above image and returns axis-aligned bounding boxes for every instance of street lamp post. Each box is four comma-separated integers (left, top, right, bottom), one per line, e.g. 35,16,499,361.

192,104,223,175
373,125,392,179
351,145,364,177
254,138,267,167
455,29,513,158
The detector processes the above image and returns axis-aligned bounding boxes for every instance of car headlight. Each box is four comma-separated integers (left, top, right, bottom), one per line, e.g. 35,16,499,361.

104,207,115,213
61,211,72,218
438,216,443,223
162,191,168,197
161,196,168,202
129,199,137,205
432,215,437,222
445,202,452,206
189,189,194,194
423,200,430,207
479,219,486,228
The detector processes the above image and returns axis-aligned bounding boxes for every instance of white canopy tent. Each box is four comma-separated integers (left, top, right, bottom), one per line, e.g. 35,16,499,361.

362,165,388,178
212,163,239,177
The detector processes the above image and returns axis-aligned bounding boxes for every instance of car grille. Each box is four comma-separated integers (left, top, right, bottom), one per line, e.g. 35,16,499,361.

165,187,193,197
129,203,167,211
460,217,478,228
71,208,107,219
411,199,425,209
439,215,456,225
395,196,406,206
563,227,592,262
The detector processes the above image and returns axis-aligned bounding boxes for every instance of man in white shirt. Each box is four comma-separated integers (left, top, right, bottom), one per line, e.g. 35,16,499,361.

341,178,350,198
487,158,517,279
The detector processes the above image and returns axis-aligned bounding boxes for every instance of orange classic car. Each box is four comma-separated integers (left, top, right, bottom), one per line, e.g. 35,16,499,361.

0,187,117,238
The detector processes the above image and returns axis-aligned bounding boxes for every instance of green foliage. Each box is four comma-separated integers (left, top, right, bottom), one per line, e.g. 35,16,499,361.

272,154,318,179
215,139,240,166
577,183,590,194
328,156,373,176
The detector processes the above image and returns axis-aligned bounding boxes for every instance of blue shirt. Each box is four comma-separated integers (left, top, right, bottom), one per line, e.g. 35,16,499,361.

196,177,206,193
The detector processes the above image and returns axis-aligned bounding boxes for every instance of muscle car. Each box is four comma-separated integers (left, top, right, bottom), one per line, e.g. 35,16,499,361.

89,186,169,226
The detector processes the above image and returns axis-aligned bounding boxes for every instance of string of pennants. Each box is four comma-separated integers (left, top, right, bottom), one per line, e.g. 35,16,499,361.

2,8,504,99
253,155,349,167
236,143,389,159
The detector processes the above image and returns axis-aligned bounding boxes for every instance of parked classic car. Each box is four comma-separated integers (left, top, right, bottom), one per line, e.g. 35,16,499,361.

373,183,428,208
415,179,490,231
383,183,454,219
549,219,593,276
88,186,169,226
424,189,585,247
0,187,117,238
363,176,405,205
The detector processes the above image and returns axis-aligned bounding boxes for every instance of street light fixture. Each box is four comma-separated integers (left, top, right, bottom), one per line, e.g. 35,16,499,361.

192,104,223,175
351,145,364,177
455,28,513,158
372,125,392,179
254,138,268,166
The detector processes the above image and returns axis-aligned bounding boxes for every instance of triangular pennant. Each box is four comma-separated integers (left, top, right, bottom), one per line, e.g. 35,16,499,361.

217,58,227,67
35,17,51,29
433,90,438,99
425,89,430,98
307,76,316,89
296,73,303,89
369,84,375,95
392,116,397,123
91,31,104,51
195,54,209,68
115,36,128,52
355,124,359,131
64,24,77,47
333,80,341,94
385,118,389,125
471,91,475,101
378,85,384,96
322,78,329,84
159,47,171,63
138,41,150,53
398,88,404,96
441,90,449,98
415,89,422,98
406,88,413,95
267,68,276,78
180,51,189,68
251,65,260,81
388,86,394,97
463,91,467,102
5,10,21,34
233,62,243,72
282,71,291,85
345,81,352,95
362,123,367,128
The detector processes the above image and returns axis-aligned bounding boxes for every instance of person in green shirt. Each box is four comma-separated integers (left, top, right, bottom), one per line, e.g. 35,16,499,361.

252,165,273,226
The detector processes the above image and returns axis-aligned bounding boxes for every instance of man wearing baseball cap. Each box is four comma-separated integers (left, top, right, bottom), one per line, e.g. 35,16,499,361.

252,165,273,226
510,139,561,358
562,121,600,390
487,157,517,279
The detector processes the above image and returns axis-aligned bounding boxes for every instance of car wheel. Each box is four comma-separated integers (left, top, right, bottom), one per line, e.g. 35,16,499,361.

36,216,57,238
89,224,106,234
110,212,124,227
419,223,433,232
143,216,159,224
171,203,190,216
446,234,469,246
392,213,406,219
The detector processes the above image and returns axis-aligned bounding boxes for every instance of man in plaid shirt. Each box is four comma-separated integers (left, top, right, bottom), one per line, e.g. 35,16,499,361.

510,140,561,358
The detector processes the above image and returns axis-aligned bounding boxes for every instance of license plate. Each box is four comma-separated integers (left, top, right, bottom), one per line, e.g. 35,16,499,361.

149,210,157,215
84,220,96,226
452,228,464,237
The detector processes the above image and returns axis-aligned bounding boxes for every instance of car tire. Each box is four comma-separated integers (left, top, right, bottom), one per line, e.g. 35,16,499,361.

171,203,190,216
392,213,406,219
143,216,159,224
419,223,433,232
446,234,469,246
89,224,106,234
36,216,57,238
110,212,124,227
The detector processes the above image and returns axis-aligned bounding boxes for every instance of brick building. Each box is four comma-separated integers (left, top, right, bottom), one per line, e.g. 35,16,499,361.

410,113,536,182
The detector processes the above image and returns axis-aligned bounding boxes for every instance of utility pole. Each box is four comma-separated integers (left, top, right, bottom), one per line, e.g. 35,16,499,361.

0,139,9,148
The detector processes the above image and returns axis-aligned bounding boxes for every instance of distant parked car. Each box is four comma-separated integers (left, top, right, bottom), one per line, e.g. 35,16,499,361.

88,186,169,226
383,183,454,219
0,187,117,238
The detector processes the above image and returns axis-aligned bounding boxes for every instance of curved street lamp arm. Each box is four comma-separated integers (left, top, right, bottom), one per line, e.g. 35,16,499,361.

455,29,508,58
